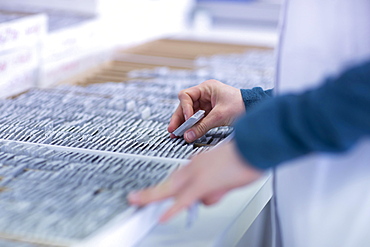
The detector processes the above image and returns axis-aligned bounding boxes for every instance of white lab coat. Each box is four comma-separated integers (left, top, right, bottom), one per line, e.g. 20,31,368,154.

276,0,370,246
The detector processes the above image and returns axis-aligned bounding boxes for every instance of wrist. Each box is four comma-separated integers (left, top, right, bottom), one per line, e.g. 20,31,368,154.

220,140,264,184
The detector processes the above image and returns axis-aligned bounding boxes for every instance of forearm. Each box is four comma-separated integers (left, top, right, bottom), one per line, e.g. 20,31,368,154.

235,60,370,170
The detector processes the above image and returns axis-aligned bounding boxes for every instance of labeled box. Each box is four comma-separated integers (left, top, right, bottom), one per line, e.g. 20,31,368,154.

0,10,46,52
43,14,103,63
39,47,111,87
0,69,37,98
0,47,40,98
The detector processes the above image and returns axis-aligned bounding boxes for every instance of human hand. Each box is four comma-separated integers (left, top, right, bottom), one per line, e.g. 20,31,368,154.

127,140,263,223
168,80,245,142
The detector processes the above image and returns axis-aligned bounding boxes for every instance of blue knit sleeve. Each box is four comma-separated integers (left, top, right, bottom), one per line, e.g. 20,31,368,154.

234,59,370,170
240,88,273,110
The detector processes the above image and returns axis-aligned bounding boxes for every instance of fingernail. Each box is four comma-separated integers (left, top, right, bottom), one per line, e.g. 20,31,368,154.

184,114,188,120
185,131,196,142
128,191,140,203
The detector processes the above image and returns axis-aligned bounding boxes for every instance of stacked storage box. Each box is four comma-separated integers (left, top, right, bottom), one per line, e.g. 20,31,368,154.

0,10,46,98
0,4,111,88
0,0,195,49
38,9,109,87
0,0,195,90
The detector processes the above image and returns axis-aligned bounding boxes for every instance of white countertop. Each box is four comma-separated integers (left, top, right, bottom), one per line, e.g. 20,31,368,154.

136,173,272,247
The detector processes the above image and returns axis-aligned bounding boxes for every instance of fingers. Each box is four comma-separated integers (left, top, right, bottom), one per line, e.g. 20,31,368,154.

178,87,201,122
201,191,227,206
159,200,189,223
183,107,224,142
128,168,202,223
128,168,190,206
159,186,200,223
128,181,174,206
179,91,196,121
128,141,263,224
156,183,227,222
168,104,185,134
168,87,202,134
128,161,205,222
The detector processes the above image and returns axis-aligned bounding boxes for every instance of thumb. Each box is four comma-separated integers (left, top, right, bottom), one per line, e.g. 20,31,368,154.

183,110,223,142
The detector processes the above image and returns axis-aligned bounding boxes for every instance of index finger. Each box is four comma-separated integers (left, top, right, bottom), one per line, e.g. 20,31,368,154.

127,168,190,206
168,104,186,134
168,87,202,134
178,88,200,121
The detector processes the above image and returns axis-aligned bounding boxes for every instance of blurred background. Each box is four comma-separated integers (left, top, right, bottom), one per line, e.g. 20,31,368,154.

0,1,279,246
188,0,280,44
0,0,281,96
